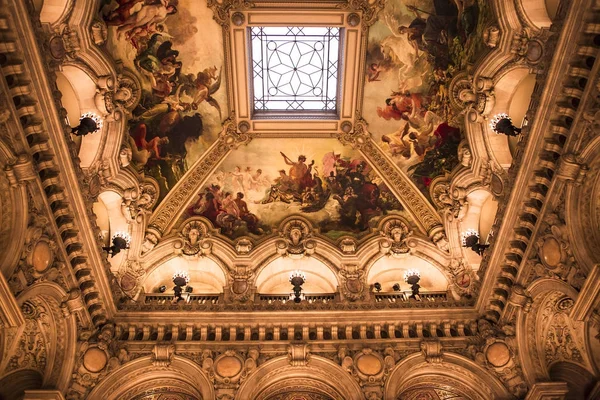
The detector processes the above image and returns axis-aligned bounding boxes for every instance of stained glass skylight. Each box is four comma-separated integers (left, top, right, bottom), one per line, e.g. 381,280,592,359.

250,26,341,113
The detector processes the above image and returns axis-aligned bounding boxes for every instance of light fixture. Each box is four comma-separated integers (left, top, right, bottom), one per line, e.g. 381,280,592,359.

103,231,131,258
403,269,421,300
158,285,167,293
172,271,190,303
71,112,103,136
289,270,306,303
392,283,401,292
403,269,421,284
489,113,521,136
185,286,194,293
373,282,382,292
461,229,489,256
172,270,190,287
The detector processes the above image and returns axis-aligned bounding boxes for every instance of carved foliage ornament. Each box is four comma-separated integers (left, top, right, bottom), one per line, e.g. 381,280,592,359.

68,324,130,400
339,264,366,301
226,265,255,302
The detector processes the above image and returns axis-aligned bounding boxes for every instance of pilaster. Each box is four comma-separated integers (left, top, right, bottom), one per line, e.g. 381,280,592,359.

23,390,66,400
524,382,569,400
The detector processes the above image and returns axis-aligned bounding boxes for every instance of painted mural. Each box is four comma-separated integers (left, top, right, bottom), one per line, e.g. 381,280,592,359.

185,140,406,239
100,0,227,205
364,0,490,194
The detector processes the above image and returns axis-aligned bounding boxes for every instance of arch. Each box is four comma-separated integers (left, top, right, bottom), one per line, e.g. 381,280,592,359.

236,356,363,400
366,254,449,292
548,361,597,400
0,369,43,400
142,256,227,293
516,279,596,389
384,353,512,400
487,67,537,167
0,282,77,394
255,256,339,294
87,356,214,400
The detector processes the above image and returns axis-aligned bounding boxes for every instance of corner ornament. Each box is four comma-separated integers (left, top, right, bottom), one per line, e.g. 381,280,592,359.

337,0,386,32
208,0,255,27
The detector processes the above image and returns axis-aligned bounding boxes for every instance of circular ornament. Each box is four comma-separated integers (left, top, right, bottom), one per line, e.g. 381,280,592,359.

541,237,562,267
355,354,382,375
32,241,53,273
347,13,361,27
215,356,243,377
485,342,510,367
83,347,108,373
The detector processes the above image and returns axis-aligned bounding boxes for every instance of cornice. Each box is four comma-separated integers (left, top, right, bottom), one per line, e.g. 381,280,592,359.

0,0,115,325
113,307,478,326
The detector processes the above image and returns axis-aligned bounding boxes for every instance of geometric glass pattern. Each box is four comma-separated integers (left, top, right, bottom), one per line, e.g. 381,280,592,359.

250,26,340,112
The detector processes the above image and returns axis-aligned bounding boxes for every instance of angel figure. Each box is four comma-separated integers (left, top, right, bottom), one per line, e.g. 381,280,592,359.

180,66,223,119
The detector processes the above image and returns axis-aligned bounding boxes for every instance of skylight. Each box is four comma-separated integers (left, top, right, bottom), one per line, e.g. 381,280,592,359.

250,26,341,114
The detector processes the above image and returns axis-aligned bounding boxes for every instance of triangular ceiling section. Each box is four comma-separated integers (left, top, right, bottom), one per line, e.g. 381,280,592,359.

181,138,413,241
100,0,227,207
363,0,492,193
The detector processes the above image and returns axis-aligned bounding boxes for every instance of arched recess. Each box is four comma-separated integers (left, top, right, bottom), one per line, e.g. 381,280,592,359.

384,353,512,400
0,283,77,397
366,254,449,292
87,356,213,400
236,356,363,400
0,145,28,278
488,68,537,167
459,188,497,267
33,0,73,26
255,256,339,294
142,256,227,294
56,65,105,168
517,0,557,30
97,190,129,270
517,279,597,397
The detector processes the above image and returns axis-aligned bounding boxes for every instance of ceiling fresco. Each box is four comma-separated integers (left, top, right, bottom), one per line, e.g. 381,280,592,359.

185,139,408,240
99,0,227,205
97,0,494,235
364,0,491,193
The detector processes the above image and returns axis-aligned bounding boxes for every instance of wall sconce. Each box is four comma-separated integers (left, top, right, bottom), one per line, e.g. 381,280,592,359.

71,112,103,136
172,270,190,302
461,229,489,256
103,231,131,258
392,283,401,292
158,285,167,293
373,282,382,292
489,113,521,136
403,269,421,300
289,270,306,303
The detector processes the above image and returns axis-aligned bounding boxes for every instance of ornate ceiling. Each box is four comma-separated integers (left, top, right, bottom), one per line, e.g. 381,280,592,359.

0,0,600,399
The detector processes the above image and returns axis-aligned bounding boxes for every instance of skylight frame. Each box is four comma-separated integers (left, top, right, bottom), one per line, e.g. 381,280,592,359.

249,26,344,119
